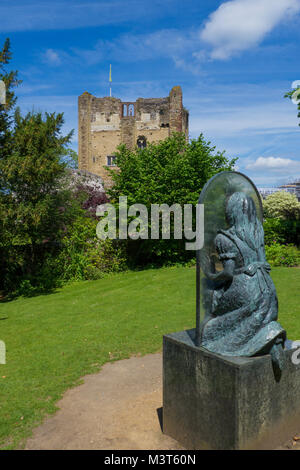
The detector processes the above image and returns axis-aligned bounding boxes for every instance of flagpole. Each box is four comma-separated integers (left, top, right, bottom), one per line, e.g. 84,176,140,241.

109,64,112,97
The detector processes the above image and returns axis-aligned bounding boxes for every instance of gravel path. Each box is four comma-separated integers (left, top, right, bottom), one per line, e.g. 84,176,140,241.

25,353,183,450
24,352,300,450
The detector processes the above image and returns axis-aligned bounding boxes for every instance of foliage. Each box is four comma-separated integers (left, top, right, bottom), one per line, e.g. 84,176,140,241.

55,215,127,282
263,191,300,220
0,108,78,292
263,217,300,246
70,170,109,218
285,86,300,126
0,38,22,163
107,132,237,265
265,243,300,267
0,39,124,296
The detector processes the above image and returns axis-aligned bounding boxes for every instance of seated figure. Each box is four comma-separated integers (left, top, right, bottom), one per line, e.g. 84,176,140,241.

200,192,286,375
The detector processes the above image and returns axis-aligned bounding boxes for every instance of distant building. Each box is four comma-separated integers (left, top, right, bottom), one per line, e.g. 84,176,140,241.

258,188,280,199
279,181,300,201
258,180,300,201
78,86,189,187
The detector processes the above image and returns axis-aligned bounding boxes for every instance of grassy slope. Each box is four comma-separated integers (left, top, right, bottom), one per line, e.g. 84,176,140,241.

0,266,299,449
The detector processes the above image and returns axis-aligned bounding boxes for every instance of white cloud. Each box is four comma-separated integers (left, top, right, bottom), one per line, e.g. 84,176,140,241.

246,156,300,171
42,49,61,65
200,0,300,59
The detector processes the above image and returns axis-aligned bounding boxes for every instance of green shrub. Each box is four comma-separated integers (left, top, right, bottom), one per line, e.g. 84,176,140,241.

264,218,300,246
265,243,300,267
56,215,127,282
263,191,300,220
3,214,127,297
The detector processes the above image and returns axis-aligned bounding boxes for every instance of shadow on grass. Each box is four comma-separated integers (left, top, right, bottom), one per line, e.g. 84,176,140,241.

0,260,196,304
0,284,61,303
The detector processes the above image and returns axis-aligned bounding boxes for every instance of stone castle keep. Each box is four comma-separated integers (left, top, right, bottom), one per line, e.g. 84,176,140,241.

78,86,189,186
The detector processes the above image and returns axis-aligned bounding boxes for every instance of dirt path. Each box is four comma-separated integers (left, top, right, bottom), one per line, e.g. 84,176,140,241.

25,353,183,450
24,352,300,450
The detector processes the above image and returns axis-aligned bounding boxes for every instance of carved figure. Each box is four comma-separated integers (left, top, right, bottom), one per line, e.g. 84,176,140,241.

199,191,286,375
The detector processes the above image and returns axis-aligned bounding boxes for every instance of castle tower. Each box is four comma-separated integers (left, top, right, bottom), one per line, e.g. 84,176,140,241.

78,86,189,187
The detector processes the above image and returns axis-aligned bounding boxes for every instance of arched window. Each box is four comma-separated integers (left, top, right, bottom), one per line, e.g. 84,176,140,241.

137,135,147,149
128,104,134,116
122,104,128,117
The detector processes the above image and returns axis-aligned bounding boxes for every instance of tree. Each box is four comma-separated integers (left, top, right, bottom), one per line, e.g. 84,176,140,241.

284,85,300,126
107,132,237,265
263,191,300,220
0,38,21,162
0,39,117,295
0,109,78,291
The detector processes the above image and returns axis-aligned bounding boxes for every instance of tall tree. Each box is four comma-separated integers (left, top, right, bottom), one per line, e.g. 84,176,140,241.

0,38,21,160
107,132,237,265
0,109,77,290
1,109,74,241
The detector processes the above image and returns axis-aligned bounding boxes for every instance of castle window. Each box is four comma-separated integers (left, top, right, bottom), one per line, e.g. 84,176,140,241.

122,104,128,117
122,103,135,117
107,155,117,166
137,136,147,149
128,104,134,116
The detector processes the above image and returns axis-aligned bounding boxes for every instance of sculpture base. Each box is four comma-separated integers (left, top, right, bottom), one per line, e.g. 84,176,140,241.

163,329,300,450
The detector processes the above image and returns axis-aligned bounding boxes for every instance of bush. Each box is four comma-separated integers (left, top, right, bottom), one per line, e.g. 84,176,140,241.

265,243,300,267
263,191,300,220
264,218,300,246
56,215,127,282
1,213,127,297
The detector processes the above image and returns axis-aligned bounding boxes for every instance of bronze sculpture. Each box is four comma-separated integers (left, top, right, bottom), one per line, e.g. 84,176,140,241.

197,173,286,377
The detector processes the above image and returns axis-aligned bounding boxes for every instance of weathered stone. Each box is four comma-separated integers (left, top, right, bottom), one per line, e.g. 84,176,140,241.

163,329,300,450
78,86,189,188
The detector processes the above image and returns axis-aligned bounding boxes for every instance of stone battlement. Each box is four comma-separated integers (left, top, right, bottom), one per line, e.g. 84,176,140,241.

78,86,189,187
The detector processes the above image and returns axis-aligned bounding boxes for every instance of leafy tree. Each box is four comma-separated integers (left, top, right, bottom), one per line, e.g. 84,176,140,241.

107,132,237,265
0,38,22,171
0,109,78,291
284,85,300,126
109,133,236,207
263,191,300,220
263,218,300,246
0,39,119,295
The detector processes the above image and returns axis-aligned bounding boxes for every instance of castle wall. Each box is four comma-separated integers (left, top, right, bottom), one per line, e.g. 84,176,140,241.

78,86,189,188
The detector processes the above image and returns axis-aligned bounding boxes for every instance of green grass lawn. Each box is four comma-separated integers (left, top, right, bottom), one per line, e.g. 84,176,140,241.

0,266,299,449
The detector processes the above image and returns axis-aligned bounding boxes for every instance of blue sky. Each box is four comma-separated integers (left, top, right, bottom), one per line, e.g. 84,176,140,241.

1,0,300,187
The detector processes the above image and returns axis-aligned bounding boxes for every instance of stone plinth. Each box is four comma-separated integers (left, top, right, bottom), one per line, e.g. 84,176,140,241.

163,329,300,450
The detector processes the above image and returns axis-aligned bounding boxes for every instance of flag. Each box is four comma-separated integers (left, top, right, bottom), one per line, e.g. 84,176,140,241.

109,64,112,83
